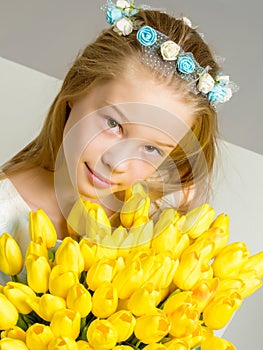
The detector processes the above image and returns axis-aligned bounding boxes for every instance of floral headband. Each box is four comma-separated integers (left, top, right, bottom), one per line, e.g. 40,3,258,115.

102,0,237,107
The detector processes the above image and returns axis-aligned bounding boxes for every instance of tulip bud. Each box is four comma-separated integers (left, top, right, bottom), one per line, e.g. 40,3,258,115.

212,242,250,279
173,252,204,290
127,283,160,316
120,193,150,228
1,326,26,342
0,293,19,330
112,259,144,299
26,324,54,350
0,233,23,276
25,237,49,260
143,344,167,350
48,336,78,350
26,254,51,293
124,182,147,201
66,283,92,317
121,220,154,252
92,282,118,318
191,278,219,312
107,310,136,342
134,310,170,344
50,309,81,340
29,293,66,322
181,204,215,239
237,271,263,298
203,292,242,329
0,338,29,349
76,340,94,349
201,335,236,350
55,237,84,274
67,198,111,239
87,319,118,349
182,237,215,265
163,339,190,350
29,209,57,248
163,291,200,338
3,282,36,314
86,258,117,291
241,251,263,279
49,265,79,298
79,238,104,270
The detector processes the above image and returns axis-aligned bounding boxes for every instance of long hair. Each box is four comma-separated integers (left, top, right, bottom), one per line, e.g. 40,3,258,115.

1,10,220,213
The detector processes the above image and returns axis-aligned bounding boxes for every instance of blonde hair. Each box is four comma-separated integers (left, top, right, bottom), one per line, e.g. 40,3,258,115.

2,10,220,213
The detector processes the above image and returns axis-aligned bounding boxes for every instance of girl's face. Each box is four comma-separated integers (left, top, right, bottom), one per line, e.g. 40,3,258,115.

63,74,194,201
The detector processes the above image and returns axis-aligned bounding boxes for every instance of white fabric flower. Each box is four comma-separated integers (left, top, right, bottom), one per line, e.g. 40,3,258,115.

160,41,180,61
220,87,233,103
197,73,215,94
217,75,230,83
182,17,192,28
113,17,133,36
116,0,130,9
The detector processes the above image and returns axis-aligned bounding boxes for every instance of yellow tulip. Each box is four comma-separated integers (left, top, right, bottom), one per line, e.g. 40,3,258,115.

142,253,179,289
67,198,111,239
201,335,236,350
237,270,263,298
163,291,200,338
25,254,51,293
173,252,204,290
1,326,26,342
29,293,66,322
203,292,242,329
26,324,54,350
164,339,190,350
0,338,29,349
55,237,84,274
107,310,136,342
91,282,118,318
112,259,144,299
124,182,147,201
3,282,36,314
87,319,118,349
0,233,23,276
120,193,150,228
120,220,154,253
241,251,263,279
127,283,161,316
29,209,57,248
212,242,250,279
134,310,170,344
66,283,92,317
181,204,215,239
191,278,219,312
86,258,117,291
48,336,78,350
76,340,94,349
50,309,80,340
25,237,49,260
49,265,79,298
181,237,215,265
0,293,19,330
143,344,167,350
79,238,104,270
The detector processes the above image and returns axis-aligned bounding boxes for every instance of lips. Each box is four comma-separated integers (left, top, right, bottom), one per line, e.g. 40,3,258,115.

84,162,113,188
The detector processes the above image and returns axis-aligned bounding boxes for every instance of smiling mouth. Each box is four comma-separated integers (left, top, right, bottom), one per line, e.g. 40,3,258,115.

84,162,114,188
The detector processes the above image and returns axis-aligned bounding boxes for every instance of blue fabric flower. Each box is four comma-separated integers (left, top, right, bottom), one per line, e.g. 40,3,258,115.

177,55,195,74
207,84,227,102
106,7,123,25
137,26,157,46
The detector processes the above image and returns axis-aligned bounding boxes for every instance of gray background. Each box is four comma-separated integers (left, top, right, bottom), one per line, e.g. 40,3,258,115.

0,0,262,155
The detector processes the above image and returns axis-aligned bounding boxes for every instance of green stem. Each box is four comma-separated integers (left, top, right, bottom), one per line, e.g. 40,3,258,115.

11,275,19,282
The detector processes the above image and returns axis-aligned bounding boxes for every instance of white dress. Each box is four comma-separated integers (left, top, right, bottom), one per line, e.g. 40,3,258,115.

0,178,32,284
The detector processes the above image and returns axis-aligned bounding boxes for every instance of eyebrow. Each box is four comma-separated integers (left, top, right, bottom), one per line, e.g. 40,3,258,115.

104,101,176,149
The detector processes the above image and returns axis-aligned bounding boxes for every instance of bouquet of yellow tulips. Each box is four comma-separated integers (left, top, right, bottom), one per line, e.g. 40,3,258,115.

0,183,263,350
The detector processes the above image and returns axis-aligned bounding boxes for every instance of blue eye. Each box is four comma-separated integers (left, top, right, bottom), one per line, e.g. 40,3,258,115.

107,117,120,129
144,145,163,156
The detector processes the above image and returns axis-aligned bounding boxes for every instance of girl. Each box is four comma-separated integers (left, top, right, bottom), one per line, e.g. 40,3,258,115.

0,1,234,250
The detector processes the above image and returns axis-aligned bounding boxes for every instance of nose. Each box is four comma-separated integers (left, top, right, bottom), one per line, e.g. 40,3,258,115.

101,139,139,173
